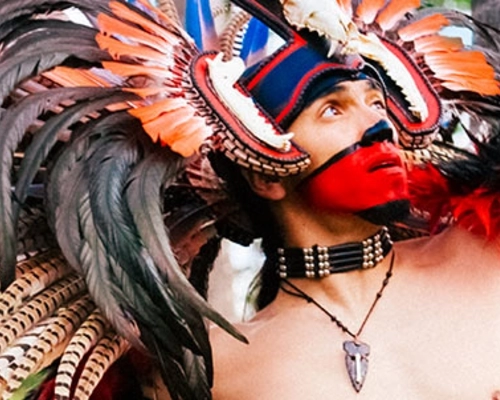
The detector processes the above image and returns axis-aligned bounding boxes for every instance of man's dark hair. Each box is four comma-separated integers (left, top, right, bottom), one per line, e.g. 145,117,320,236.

208,151,284,309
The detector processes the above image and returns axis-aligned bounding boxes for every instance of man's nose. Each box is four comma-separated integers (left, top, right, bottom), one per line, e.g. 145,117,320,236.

359,120,395,146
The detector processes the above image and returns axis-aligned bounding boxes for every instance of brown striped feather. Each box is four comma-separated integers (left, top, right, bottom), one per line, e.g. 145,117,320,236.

0,317,56,388
54,310,110,400
5,295,95,396
0,251,70,318
73,332,131,400
0,274,85,353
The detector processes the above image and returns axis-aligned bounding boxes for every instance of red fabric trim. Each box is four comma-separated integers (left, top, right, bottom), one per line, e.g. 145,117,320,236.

246,33,307,91
191,53,308,163
381,39,441,136
275,62,351,123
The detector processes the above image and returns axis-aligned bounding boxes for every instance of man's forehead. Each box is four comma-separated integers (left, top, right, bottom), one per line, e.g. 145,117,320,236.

326,79,382,94
304,77,384,108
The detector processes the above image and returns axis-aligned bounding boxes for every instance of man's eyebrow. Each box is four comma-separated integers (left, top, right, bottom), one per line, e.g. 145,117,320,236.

324,80,384,97
365,79,384,93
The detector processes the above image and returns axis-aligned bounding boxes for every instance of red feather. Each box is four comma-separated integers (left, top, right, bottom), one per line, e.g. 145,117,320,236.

407,164,452,232
408,163,500,241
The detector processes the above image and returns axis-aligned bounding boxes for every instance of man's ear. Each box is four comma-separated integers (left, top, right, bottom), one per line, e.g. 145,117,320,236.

242,170,287,201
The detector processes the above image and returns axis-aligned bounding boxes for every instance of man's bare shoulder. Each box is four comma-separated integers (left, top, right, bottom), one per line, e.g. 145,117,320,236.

210,306,272,399
395,225,500,274
210,302,303,398
210,303,286,368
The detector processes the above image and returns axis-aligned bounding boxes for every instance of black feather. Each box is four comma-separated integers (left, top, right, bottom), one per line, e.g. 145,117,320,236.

86,131,203,352
125,150,246,342
0,87,111,287
46,111,137,232
13,89,138,220
0,0,111,25
0,20,112,100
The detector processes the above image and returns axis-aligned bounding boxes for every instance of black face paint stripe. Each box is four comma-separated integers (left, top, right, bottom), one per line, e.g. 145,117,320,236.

359,120,394,146
300,142,361,184
299,119,393,186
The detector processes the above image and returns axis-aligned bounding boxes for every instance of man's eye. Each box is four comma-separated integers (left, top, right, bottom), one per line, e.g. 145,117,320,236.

322,106,339,117
372,100,386,111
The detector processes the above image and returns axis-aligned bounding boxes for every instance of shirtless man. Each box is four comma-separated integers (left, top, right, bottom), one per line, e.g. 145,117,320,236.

210,77,500,400
208,0,500,397
1,0,497,398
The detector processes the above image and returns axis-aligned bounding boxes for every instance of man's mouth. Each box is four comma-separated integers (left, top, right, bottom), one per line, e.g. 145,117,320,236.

367,153,402,172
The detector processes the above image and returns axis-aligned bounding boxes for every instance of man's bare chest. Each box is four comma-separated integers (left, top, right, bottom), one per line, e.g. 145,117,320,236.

224,280,500,400
232,323,500,400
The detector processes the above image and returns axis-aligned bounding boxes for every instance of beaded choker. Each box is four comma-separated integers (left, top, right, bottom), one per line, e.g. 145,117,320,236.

274,227,392,278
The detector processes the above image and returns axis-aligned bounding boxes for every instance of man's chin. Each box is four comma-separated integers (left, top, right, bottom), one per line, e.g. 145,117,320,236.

357,199,410,225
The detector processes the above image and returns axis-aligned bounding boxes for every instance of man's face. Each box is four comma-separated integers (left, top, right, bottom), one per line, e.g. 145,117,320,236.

287,79,409,219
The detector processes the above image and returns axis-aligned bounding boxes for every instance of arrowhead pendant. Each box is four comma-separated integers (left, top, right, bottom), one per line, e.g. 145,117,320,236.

343,340,370,392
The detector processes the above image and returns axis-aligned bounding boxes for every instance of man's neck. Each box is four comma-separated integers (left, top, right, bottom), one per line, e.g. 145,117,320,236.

273,249,396,322
271,192,382,248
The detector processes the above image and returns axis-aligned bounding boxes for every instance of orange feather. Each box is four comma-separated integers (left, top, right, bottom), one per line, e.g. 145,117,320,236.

125,87,167,98
376,0,420,31
425,51,496,77
128,98,190,123
98,13,169,52
440,77,500,96
140,112,210,156
43,67,111,88
108,1,182,47
423,49,500,95
355,0,385,25
101,61,173,80
169,120,211,157
413,35,463,54
398,14,449,42
96,34,171,66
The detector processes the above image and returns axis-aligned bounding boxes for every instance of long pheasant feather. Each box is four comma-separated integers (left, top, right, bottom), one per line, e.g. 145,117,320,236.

5,295,95,395
0,251,70,318
0,0,110,26
0,274,85,354
13,90,140,223
0,28,109,101
0,318,56,385
87,133,205,354
54,310,109,400
73,332,131,400
47,112,140,271
77,183,145,350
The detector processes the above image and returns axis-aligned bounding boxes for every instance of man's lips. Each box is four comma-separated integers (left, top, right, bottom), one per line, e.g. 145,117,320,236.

367,152,403,172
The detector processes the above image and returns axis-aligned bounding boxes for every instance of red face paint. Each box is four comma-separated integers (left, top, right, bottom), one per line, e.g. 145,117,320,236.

300,142,409,214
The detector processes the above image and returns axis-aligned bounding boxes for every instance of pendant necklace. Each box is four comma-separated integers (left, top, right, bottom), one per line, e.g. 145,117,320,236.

280,251,395,393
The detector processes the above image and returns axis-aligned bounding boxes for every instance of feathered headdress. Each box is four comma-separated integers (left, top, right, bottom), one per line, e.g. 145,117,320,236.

0,0,498,399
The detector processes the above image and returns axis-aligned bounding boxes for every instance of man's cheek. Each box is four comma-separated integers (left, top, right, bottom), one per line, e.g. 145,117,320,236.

299,149,409,214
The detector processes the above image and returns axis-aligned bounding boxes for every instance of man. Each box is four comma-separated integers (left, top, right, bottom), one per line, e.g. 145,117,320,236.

0,0,499,399
210,76,500,400
207,0,500,398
